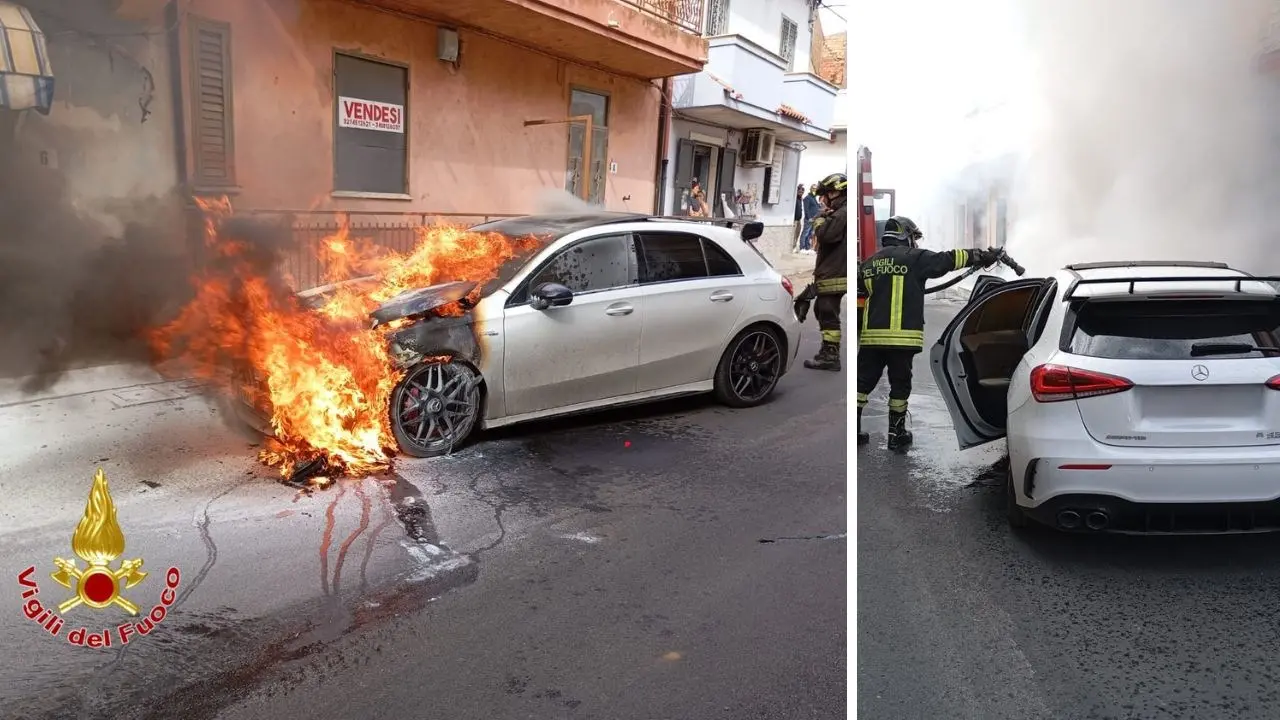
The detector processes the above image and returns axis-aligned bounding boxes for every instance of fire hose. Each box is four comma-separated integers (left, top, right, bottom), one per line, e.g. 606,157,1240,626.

792,248,1026,323
922,247,1026,294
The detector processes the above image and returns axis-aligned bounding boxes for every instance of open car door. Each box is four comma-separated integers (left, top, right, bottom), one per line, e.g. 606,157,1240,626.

968,275,1007,303
931,278,1052,450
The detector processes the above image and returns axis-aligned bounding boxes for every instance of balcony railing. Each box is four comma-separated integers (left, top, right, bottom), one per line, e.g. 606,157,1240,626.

617,0,704,35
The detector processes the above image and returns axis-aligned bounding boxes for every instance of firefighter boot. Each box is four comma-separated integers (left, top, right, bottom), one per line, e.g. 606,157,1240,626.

804,342,842,371
887,410,913,451
857,407,869,445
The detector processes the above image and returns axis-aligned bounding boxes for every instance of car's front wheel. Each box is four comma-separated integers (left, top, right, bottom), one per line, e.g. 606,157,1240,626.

389,359,482,458
713,325,785,408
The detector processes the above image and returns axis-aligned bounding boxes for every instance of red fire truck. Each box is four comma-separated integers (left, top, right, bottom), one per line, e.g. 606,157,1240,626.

854,146,895,324
855,145,896,263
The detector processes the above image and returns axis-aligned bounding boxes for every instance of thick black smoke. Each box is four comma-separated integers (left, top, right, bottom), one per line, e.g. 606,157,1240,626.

0,139,290,394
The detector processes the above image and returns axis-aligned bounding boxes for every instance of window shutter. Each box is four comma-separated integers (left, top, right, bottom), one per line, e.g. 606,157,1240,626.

780,18,798,70
189,18,235,187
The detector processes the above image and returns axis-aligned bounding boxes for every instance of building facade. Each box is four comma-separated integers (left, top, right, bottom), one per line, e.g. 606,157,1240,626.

0,0,709,286
661,0,836,245
797,30,845,191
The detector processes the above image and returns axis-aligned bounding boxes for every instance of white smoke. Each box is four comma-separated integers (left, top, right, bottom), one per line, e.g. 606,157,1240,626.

535,188,597,214
1007,0,1280,275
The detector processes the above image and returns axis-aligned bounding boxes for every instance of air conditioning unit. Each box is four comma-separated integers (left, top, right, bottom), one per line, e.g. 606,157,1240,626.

740,128,776,166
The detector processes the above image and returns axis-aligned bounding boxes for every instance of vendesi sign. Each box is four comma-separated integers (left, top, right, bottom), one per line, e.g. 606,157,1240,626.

338,96,405,133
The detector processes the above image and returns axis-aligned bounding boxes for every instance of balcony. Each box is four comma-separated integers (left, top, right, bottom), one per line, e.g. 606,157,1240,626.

782,73,838,132
672,34,834,142
359,0,709,79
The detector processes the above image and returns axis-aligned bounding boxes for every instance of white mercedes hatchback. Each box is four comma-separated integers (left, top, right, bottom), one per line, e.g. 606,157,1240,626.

240,213,803,457
932,261,1280,534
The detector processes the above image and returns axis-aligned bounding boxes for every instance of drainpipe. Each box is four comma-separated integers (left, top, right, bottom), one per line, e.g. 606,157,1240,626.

164,0,199,268
653,77,671,215
165,0,187,186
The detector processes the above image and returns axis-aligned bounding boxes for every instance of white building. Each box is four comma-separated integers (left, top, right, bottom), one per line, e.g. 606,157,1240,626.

663,0,839,248
796,88,847,186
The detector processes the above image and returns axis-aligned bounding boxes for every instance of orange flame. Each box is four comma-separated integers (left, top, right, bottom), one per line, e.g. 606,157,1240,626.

149,199,540,479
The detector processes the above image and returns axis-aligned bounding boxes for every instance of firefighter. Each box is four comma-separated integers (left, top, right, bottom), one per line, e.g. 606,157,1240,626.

803,172,850,372
858,216,997,449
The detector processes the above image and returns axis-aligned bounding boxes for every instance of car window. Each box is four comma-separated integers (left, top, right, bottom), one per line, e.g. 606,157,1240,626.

527,234,632,295
703,239,741,277
638,232,708,284
1027,282,1058,343
964,285,1039,334
1069,300,1280,359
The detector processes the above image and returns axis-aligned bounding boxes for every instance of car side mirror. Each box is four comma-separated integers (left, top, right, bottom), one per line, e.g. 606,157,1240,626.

741,222,764,241
530,282,574,310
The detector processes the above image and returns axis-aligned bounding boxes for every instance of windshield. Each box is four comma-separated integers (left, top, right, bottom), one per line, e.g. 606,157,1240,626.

469,213,642,296
479,235,554,296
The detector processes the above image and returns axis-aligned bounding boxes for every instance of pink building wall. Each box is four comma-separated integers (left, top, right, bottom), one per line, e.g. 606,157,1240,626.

179,0,663,215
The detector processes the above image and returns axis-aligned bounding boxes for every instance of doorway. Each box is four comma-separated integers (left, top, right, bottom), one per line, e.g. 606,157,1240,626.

691,144,721,215
674,136,735,217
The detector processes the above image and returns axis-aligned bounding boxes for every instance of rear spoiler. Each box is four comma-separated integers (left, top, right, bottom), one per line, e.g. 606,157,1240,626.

643,216,765,241
1064,274,1280,302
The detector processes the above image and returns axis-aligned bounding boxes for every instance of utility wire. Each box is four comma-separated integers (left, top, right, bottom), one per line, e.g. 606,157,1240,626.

818,1,847,24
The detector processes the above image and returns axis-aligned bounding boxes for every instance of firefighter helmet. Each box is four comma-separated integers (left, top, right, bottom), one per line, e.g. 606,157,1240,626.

882,215,923,247
816,172,848,196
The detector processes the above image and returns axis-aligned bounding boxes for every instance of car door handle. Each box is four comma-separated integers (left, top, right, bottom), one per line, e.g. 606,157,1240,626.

709,291,735,302
605,303,633,316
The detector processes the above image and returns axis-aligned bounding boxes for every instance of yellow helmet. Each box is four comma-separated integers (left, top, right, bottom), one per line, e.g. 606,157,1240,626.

816,172,848,195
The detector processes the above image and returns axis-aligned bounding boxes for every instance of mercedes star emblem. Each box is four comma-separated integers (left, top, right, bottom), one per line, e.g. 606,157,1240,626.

1191,364,1210,381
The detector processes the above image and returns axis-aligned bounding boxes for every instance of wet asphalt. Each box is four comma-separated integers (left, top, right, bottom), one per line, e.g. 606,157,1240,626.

3,321,847,720
860,304,1280,720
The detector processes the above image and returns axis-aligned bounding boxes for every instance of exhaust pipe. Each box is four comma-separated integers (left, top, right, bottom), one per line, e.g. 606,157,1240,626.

1056,510,1082,530
1085,511,1109,531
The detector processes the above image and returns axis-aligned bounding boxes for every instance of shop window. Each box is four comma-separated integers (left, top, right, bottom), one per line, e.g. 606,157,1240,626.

334,53,408,195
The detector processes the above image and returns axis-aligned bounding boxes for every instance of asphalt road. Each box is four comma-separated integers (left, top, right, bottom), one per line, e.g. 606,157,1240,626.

859,303,1280,720
3,319,848,720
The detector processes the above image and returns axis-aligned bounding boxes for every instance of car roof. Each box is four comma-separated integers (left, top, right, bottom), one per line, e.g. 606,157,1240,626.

471,212,647,239
1055,262,1278,300
1060,261,1243,279
474,212,765,237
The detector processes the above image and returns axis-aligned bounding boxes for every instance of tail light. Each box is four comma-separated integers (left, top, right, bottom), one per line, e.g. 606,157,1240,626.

1267,375,1280,390
781,276,794,298
1030,364,1133,403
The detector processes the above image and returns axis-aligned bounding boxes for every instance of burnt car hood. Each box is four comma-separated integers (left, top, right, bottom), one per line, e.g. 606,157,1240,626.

369,280,476,327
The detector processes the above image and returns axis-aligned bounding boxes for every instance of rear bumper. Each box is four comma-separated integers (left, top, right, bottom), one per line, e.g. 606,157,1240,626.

1023,493,1280,534
1021,455,1280,506
1009,400,1280,509
786,322,802,371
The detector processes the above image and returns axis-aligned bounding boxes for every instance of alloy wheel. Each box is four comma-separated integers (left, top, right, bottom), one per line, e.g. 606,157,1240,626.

391,360,480,457
727,330,782,403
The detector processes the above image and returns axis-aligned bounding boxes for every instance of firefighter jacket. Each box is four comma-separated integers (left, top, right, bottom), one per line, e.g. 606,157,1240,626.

812,195,847,295
859,245,985,350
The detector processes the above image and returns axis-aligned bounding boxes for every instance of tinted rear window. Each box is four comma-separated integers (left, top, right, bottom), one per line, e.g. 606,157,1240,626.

703,239,741,276
1070,300,1280,359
